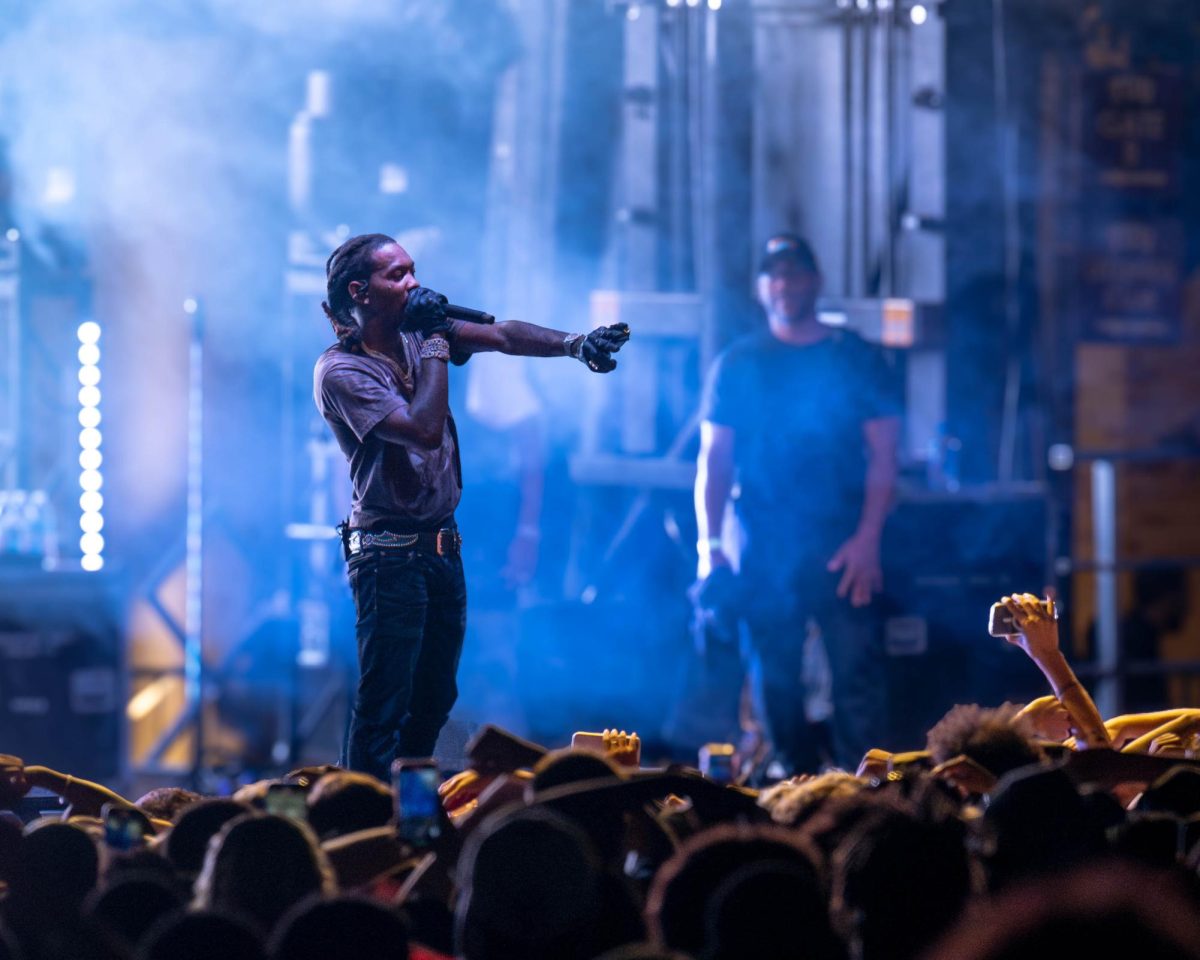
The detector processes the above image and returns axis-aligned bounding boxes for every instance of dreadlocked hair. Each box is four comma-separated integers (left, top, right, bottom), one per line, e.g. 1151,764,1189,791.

322,233,396,352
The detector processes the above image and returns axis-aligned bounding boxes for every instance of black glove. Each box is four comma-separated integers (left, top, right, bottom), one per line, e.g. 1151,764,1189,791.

688,566,743,652
688,566,743,620
403,286,453,337
574,322,631,373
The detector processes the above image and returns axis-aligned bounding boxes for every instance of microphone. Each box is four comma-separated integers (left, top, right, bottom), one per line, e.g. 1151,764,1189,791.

405,286,495,327
445,302,495,325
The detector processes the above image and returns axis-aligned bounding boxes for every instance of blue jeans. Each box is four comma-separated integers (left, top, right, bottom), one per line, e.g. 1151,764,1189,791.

342,545,467,781
741,558,886,772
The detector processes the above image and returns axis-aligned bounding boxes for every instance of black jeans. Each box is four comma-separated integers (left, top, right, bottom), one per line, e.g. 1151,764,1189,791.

342,545,467,782
741,556,886,773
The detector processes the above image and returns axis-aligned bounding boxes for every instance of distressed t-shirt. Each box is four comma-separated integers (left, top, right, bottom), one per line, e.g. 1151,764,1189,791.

700,328,901,556
314,338,462,529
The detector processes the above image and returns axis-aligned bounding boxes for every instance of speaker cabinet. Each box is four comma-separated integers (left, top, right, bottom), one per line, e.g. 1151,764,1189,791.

0,569,122,782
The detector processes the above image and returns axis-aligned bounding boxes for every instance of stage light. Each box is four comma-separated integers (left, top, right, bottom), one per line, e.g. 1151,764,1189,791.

707,0,722,8
910,3,928,24
183,298,198,315
4,228,18,242
77,320,105,571
626,3,640,19
379,163,409,195
44,167,76,206
665,0,683,7
126,676,172,720
1048,443,1075,471
686,0,702,7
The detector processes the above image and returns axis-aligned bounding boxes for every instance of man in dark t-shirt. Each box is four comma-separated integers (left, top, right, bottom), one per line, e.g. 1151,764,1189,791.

314,233,629,780
695,234,901,771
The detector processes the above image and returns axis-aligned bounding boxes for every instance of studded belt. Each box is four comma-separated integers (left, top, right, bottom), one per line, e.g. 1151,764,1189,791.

345,527,462,558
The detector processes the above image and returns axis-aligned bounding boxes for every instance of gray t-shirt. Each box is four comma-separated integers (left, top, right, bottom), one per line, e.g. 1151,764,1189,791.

314,339,462,529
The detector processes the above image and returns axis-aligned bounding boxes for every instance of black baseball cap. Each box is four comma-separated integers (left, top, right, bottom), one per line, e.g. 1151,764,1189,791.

758,233,820,275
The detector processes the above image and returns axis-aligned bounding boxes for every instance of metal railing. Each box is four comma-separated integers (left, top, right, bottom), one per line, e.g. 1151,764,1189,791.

1077,448,1200,718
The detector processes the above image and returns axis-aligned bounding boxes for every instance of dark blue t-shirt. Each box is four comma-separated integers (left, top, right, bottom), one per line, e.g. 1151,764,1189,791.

700,328,901,555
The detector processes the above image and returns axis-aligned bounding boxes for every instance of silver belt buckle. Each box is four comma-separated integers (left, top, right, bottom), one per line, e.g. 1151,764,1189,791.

437,529,461,556
349,530,362,554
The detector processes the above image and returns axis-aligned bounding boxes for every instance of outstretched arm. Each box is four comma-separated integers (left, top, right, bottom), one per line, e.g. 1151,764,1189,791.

1002,593,1112,749
450,320,630,369
1102,709,1200,749
1118,711,1200,754
450,320,571,357
24,765,139,818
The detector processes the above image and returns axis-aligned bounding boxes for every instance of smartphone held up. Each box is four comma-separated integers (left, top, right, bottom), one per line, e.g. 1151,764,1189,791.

391,758,443,849
987,596,1057,637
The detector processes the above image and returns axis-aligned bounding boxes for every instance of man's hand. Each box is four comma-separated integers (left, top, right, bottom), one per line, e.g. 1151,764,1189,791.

692,562,739,611
1147,732,1196,759
1016,695,1073,742
572,323,630,373
827,531,882,607
0,754,30,807
932,754,998,798
286,763,344,788
600,729,642,769
1001,593,1060,660
697,546,731,581
402,286,452,337
856,748,893,780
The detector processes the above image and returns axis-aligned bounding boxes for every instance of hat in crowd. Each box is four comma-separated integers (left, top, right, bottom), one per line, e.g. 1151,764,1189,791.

758,233,820,275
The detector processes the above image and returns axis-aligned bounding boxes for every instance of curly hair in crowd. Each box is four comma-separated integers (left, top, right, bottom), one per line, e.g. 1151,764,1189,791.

136,786,203,823
926,703,1045,780
322,233,396,352
757,772,865,830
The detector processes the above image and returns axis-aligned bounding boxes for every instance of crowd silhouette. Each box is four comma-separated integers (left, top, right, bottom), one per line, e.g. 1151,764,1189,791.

3,593,1200,960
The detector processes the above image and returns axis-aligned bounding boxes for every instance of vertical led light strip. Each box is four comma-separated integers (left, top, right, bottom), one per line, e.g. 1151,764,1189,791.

77,320,104,571
183,298,204,753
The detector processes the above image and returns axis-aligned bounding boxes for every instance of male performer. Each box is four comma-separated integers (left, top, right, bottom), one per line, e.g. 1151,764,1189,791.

694,234,900,771
315,233,629,780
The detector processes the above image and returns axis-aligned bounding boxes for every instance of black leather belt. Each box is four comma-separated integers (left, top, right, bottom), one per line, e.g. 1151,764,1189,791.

345,527,462,558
